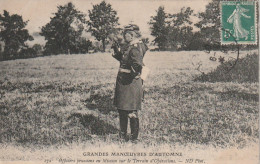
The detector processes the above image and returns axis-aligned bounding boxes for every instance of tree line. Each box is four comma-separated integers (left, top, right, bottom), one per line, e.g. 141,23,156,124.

0,0,257,60
0,1,120,60
150,0,258,51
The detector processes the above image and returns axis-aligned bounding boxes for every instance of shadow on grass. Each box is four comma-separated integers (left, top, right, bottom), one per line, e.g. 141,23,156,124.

83,84,117,115
213,90,259,102
69,113,118,135
145,84,212,97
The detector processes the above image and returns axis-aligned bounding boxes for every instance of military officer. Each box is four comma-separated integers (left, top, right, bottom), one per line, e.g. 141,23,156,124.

112,24,148,142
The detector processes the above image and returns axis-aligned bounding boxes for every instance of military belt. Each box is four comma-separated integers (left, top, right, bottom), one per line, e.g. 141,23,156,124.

119,68,131,73
119,68,141,79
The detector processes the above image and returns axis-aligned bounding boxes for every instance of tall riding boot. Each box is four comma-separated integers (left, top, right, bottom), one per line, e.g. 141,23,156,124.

118,110,128,140
130,117,139,141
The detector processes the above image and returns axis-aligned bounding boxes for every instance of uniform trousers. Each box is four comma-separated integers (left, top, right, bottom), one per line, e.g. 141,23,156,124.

118,109,139,141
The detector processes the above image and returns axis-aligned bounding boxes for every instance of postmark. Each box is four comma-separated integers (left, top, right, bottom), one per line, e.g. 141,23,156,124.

221,1,257,44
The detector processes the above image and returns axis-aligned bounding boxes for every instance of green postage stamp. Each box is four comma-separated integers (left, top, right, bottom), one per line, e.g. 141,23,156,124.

221,1,257,44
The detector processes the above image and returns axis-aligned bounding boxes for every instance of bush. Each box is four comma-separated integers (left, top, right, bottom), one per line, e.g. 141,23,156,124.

32,44,43,56
19,48,37,59
195,53,259,83
0,49,3,61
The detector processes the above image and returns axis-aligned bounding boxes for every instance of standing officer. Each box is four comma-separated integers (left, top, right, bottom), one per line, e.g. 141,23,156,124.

112,24,148,142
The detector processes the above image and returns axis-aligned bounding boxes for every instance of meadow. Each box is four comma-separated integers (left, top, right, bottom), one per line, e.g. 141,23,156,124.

0,50,258,162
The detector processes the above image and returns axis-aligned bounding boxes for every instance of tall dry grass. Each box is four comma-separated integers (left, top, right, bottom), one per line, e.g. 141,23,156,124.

0,51,258,149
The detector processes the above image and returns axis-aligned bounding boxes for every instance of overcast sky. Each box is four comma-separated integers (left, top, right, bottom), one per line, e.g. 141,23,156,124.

0,0,210,45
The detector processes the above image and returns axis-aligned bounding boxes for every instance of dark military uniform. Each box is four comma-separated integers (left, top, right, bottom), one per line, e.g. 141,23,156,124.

113,39,148,141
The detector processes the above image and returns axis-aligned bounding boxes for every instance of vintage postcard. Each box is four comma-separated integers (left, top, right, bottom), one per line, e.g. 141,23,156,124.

0,0,259,164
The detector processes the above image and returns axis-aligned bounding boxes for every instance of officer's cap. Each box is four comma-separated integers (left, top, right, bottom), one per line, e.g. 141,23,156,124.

123,24,141,37
124,24,140,33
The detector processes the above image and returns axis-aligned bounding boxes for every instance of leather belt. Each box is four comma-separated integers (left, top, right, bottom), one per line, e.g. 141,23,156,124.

119,68,131,73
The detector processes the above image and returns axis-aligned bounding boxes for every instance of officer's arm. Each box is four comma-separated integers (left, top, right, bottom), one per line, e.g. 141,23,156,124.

129,47,142,78
112,43,123,61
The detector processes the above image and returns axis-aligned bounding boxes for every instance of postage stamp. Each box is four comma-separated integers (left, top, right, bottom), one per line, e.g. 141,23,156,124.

221,1,257,44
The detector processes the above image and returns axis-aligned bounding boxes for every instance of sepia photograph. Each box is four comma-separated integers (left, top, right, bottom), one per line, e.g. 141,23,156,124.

0,0,259,163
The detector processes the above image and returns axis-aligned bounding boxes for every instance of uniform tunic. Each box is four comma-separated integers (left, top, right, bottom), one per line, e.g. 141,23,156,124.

113,41,148,111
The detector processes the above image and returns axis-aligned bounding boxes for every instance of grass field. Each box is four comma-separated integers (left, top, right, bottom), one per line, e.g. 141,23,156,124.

0,50,258,162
